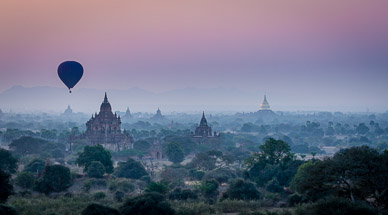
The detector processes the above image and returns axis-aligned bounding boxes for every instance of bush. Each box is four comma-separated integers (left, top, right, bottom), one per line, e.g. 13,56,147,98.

76,145,114,173
34,165,72,194
266,178,283,193
0,149,18,174
287,193,306,207
0,169,13,203
113,158,148,179
119,192,175,215
23,158,45,174
0,204,18,215
114,191,125,202
199,180,219,202
81,203,120,215
166,142,185,164
203,168,237,184
169,188,198,200
294,197,377,215
87,161,106,178
109,179,135,193
189,169,205,181
145,182,170,195
15,172,35,189
93,192,106,200
140,175,151,184
222,179,261,201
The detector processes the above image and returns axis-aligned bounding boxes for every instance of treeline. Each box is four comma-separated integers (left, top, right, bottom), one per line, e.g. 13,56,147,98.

1,137,388,214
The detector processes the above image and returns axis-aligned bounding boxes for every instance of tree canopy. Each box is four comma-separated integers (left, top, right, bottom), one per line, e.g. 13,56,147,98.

119,192,175,215
222,179,261,200
114,158,148,179
291,146,388,210
87,161,106,178
0,149,18,174
165,142,185,164
34,165,72,194
76,145,113,173
0,169,13,203
81,203,120,215
245,138,302,187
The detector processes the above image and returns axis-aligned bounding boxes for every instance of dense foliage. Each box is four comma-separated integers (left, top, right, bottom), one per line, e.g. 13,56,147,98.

81,203,120,215
0,169,13,203
222,179,261,200
87,161,106,178
165,142,185,164
34,165,72,194
119,192,175,215
113,158,148,179
0,149,18,174
76,145,114,173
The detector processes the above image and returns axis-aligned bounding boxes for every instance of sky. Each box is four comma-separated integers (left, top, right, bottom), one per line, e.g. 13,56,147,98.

0,0,388,112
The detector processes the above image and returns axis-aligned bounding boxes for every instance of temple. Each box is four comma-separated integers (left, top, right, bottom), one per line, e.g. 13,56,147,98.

259,95,271,111
257,94,276,118
191,112,221,145
63,105,73,115
151,108,165,120
123,107,133,119
83,93,133,151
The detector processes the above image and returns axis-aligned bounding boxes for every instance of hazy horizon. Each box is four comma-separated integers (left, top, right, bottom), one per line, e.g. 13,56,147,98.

0,85,386,114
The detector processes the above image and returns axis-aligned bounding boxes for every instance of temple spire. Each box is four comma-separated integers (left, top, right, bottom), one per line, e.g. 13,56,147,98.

259,94,271,111
200,111,208,126
104,92,108,103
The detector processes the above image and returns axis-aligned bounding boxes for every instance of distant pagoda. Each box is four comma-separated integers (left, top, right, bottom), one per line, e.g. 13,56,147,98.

64,105,73,114
257,94,276,118
151,108,165,120
123,107,133,119
259,95,271,111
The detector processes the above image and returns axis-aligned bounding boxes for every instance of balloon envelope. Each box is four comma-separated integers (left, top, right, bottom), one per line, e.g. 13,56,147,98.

57,61,83,91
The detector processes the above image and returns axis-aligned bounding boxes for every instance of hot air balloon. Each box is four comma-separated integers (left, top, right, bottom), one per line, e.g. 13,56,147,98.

57,61,84,93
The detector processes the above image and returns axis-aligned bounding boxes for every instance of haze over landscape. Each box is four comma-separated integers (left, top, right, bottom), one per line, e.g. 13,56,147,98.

2,2,388,215
1,0,388,113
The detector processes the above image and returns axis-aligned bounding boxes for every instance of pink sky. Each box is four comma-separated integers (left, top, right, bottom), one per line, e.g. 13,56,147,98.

0,0,388,110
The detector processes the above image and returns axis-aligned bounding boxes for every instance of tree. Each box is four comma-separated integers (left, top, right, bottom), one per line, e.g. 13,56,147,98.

145,182,170,195
203,168,237,184
164,136,197,155
87,161,106,178
189,152,216,171
119,192,175,215
114,158,148,179
81,203,120,215
23,158,45,174
0,169,13,203
356,123,369,135
0,149,18,174
15,172,35,189
294,197,376,215
0,204,18,215
169,188,198,200
9,136,48,155
222,179,261,200
245,138,300,187
34,165,71,194
76,145,113,173
166,142,184,164
199,179,219,201
133,140,151,153
291,146,388,211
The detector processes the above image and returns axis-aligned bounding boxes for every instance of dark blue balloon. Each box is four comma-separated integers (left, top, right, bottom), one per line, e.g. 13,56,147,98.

57,61,83,93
